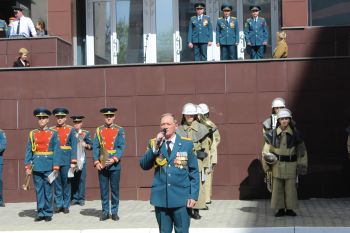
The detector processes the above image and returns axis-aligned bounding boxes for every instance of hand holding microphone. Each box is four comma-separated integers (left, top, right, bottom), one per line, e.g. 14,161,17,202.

155,128,167,150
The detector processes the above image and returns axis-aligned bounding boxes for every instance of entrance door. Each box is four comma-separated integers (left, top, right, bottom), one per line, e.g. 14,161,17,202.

86,0,144,65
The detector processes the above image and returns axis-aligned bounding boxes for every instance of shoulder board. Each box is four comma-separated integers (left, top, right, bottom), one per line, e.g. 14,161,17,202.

231,16,236,19
260,17,265,21
82,129,89,133
181,137,192,141
191,16,196,19
31,129,39,133
218,17,223,19
49,126,56,130
150,138,157,147
204,15,210,19
112,123,123,128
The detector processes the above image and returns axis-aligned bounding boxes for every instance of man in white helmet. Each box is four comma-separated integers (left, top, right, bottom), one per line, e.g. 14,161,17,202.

261,108,308,217
263,97,286,133
197,103,221,205
176,103,210,220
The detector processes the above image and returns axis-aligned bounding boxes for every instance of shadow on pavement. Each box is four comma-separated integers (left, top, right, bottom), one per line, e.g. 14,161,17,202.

80,208,102,218
18,209,37,218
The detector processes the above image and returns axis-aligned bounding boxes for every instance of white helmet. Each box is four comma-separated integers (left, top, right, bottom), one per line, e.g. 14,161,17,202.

196,105,204,115
271,97,286,108
182,103,197,115
277,108,292,119
198,103,209,114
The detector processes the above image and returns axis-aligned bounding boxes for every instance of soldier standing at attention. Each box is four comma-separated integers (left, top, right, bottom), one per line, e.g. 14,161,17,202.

70,116,92,206
0,128,7,207
24,108,60,221
140,113,199,233
93,108,125,221
187,3,213,61
51,108,77,214
261,109,308,217
176,103,210,219
244,5,268,59
216,4,239,60
197,103,221,205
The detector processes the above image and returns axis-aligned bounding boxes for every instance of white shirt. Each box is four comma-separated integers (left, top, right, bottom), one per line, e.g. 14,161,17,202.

10,16,37,38
153,134,176,153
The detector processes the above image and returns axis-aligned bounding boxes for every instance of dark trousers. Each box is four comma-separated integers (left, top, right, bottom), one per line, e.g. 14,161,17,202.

33,171,53,217
155,206,191,233
193,43,208,61
248,45,265,59
0,164,3,204
220,45,237,60
54,165,71,209
98,169,120,215
71,163,86,203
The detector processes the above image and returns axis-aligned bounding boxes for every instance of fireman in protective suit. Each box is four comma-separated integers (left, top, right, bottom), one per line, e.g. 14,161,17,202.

261,108,308,217
263,97,286,134
197,103,221,205
176,103,210,220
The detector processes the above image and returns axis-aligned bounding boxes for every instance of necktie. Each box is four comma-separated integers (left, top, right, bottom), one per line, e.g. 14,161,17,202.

16,19,20,34
166,141,172,156
226,17,229,24
198,16,201,22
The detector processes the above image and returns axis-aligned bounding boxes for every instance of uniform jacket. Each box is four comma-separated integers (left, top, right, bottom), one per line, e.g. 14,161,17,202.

13,58,30,67
24,127,60,172
0,129,7,165
216,16,239,45
0,19,8,38
51,125,77,166
273,40,288,58
262,125,308,179
140,134,199,208
199,118,221,165
187,15,213,44
93,124,126,171
244,17,268,46
176,121,211,168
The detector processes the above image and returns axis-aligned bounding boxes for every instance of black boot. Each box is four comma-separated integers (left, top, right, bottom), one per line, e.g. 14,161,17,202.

191,209,201,220
274,208,285,217
285,209,297,216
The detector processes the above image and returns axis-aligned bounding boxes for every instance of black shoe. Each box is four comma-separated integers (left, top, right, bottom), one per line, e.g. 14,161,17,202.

63,208,69,214
201,205,209,210
274,209,286,217
34,216,45,222
70,201,78,205
111,214,119,221
285,209,297,216
0,203,5,207
44,216,52,222
191,209,201,220
79,201,85,206
54,207,63,213
100,214,109,221
206,201,212,205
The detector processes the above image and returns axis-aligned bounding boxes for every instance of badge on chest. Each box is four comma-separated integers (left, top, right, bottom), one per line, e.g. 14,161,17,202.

174,152,188,169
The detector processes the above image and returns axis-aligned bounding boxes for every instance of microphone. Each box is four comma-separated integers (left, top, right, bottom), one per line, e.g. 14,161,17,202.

156,128,167,147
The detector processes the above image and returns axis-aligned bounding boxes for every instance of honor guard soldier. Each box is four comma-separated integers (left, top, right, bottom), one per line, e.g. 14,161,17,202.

51,108,77,214
216,4,239,60
176,103,210,219
24,108,60,221
140,113,199,233
93,108,126,221
0,128,7,207
261,109,308,217
244,5,268,59
197,103,221,205
187,3,213,61
70,116,92,206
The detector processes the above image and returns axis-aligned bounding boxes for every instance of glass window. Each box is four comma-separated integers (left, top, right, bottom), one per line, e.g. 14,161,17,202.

116,0,143,64
310,0,350,27
156,0,174,62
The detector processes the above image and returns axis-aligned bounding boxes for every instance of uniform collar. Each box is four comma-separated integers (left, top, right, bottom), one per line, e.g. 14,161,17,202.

165,134,176,145
183,120,199,131
277,125,293,135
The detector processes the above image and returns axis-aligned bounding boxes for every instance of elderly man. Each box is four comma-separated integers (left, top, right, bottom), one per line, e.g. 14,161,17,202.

140,113,199,233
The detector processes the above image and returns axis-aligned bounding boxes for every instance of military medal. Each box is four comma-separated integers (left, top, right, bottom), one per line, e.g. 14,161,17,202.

203,19,208,26
230,22,235,28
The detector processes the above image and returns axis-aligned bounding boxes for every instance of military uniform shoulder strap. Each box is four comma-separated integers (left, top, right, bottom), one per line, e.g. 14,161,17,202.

181,136,192,141
112,123,123,129
49,126,56,131
218,17,223,19
150,138,157,148
82,129,89,134
231,16,236,19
